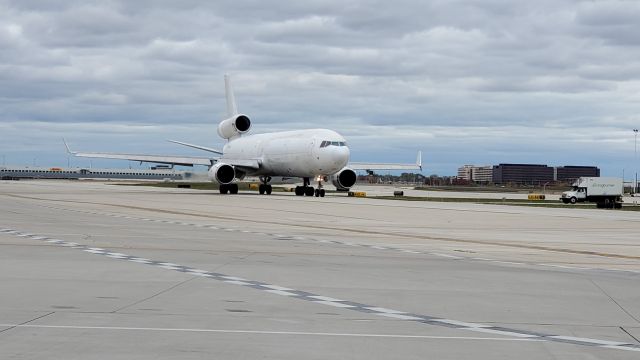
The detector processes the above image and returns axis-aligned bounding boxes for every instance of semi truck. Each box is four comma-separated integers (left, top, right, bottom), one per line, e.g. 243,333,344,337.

560,177,623,209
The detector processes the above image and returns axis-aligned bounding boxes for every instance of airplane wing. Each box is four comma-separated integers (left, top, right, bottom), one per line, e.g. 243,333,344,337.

64,140,213,167
349,151,422,171
71,152,214,167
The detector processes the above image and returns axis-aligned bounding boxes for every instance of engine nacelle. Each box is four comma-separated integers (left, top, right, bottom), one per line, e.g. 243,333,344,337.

331,167,357,191
208,162,235,185
217,114,251,140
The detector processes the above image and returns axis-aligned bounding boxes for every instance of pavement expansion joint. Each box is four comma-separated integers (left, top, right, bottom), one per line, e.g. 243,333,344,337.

1,225,639,353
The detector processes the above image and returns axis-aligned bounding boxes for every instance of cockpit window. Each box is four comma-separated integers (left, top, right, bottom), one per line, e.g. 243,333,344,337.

320,140,347,148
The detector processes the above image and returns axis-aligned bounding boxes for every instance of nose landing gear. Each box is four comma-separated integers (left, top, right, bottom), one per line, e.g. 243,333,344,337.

258,176,272,195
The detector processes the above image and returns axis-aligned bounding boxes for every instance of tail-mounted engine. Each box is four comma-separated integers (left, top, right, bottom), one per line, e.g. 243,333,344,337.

217,114,251,140
208,162,235,184
331,167,357,191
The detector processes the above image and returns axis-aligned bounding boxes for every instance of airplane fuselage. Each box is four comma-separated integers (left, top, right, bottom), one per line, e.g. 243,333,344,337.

221,129,349,178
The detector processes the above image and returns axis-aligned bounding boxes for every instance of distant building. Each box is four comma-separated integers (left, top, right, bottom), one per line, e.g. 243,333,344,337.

457,165,473,180
555,166,600,183
471,166,493,183
457,165,493,183
492,163,554,184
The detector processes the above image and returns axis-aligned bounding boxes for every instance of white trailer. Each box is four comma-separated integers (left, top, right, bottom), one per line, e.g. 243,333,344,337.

561,177,623,209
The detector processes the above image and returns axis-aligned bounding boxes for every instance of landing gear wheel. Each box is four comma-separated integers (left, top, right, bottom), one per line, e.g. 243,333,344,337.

230,183,239,194
319,189,325,197
259,176,272,195
295,186,304,196
305,187,315,196
219,184,229,194
314,189,320,197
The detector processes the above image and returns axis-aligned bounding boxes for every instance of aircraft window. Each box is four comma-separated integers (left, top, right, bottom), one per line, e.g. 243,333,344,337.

320,141,328,148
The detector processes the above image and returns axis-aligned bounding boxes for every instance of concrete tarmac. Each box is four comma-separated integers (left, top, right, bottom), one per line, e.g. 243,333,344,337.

1,180,639,359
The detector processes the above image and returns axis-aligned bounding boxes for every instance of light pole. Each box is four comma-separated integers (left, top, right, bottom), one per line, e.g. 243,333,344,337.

634,129,638,194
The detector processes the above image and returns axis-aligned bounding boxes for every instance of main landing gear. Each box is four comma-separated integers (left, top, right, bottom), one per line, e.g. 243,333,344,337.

219,183,239,194
258,176,272,195
295,177,325,197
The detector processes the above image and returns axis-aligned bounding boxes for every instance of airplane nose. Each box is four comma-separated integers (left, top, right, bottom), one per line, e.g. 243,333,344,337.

331,146,350,167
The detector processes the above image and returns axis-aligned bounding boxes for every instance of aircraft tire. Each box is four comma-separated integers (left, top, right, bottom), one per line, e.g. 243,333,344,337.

305,187,314,196
295,186,304,196
230,184,239,194
320,189,325,197
259,184,265,195
314,189,320,197
220,184,228,194
266,185,272,195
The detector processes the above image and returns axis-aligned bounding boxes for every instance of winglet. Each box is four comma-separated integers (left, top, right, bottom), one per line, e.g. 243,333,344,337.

224,74,238,117
416,150,422,171
63,138,76,155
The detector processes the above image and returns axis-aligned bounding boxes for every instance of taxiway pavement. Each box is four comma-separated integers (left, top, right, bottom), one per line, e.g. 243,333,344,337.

1,180,639,359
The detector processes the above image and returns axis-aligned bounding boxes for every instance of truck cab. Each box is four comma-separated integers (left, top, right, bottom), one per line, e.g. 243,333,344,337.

561,186,586,204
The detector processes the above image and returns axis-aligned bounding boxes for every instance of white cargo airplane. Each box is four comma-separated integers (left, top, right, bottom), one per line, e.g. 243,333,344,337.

66,76,422,197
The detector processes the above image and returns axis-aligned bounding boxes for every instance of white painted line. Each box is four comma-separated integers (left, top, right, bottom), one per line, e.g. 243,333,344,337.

365,307,406,314
548,335,629,346
430,319,488,328
432,253,463,259
265,290,298,296
0,324,544,341
309,296,345,302
261,285,295,291
313,301,356,308
84,250,106,254
224,280,253,286
602,345,640,352
128,258,151,264
491,261,524,266
221,276,247,281
158,265,182,270
186,269,209,274
467,327,539,338
401,250,422,254
108,253,129,257
378,313,423,320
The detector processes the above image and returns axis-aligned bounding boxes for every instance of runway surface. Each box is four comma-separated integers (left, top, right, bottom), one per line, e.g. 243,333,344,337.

1,180,639,359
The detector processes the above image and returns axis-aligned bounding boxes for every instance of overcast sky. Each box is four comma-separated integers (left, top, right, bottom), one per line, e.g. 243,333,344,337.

1,0,640,177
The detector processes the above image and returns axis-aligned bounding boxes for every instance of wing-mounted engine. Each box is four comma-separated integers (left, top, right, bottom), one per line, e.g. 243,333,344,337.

208,162,236,184
217,114,251,140
331,167,357,191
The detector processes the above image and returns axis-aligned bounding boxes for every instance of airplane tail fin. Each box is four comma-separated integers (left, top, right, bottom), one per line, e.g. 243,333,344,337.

224,74,238,117
416,150,422,171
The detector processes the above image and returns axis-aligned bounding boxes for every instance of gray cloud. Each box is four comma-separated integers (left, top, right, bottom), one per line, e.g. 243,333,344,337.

1,0,639,176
